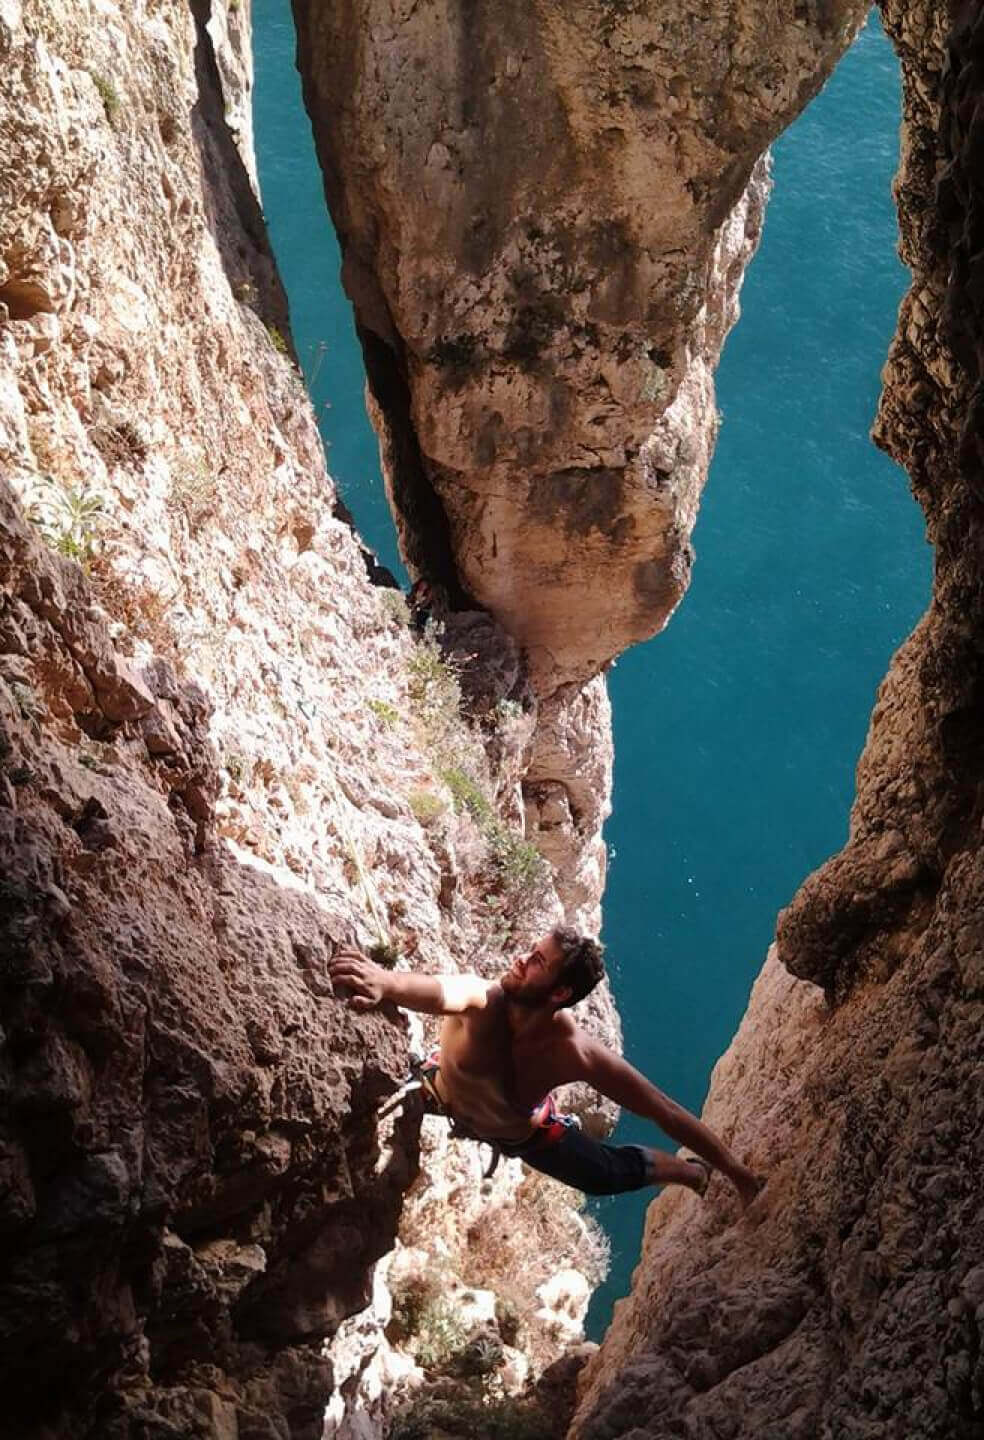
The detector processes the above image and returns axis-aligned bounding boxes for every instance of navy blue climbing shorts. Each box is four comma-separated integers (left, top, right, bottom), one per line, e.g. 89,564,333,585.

501,1116,649,1196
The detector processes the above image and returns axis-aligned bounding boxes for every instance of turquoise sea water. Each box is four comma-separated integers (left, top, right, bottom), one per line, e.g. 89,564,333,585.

253,8,930,1338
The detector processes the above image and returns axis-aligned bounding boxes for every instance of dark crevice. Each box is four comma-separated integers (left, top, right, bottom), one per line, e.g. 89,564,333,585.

189,0,406,589
0,279,49,321
330,490,402,589
288,2,473,603
358,325,474,608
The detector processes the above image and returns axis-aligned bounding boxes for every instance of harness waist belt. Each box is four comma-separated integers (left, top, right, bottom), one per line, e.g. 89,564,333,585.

415,1052,566,1147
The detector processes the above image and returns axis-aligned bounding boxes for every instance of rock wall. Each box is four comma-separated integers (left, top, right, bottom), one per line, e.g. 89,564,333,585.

7,0,980,1434
572,4,984,1436
0,2,610,1435
0,478,422,1438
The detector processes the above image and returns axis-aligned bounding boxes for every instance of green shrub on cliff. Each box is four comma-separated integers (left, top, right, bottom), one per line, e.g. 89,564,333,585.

407,631,475,763
406,626,550,926
413,1300,468,1372
390,1272,469,1373
387,1390,554,1440
368,697,400,728
408,788,446,826
439,763,548,906
266,323,289,355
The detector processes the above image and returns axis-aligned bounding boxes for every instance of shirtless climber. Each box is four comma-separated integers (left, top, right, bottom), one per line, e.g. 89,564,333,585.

328,927,763,1206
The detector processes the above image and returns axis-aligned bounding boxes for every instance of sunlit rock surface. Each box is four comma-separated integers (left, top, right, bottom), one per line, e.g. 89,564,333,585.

5,0,981,1435
291,0,868,688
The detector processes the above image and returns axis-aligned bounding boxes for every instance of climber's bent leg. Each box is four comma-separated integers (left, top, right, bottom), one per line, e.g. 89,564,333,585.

500,1117,651,1197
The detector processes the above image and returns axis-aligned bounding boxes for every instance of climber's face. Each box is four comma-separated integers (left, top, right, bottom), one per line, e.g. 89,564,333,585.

501,933,567,1009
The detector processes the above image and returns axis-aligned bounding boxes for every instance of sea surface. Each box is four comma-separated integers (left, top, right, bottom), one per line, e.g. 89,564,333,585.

252,7,930,1339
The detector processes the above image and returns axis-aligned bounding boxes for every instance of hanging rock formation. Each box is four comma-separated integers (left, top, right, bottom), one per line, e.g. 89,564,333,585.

572,4,984,1435
290,0,869,689
290,0,871,935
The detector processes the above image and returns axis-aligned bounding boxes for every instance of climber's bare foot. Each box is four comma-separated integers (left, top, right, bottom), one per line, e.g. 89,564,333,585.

642,1149,711,1195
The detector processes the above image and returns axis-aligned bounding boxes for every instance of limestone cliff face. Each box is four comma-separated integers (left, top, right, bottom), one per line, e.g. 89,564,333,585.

0,2,608,1435
290,0,867,691
0,483,416,1439
573,4,984,1436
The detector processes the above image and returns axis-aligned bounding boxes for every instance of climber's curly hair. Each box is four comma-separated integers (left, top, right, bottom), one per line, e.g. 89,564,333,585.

552,926,605,1009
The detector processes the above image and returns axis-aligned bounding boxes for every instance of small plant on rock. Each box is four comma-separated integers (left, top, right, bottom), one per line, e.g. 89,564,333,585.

494,696,524,726
494,1295,521,1347
378,588,409,627
439,763,549,908
493,828,550,906
367,698,400,728
406,630,552,918
9,682,42,724
439,764,493,823
413,1298,468,1373
452,1329,504,1380
266,323,289,356
169,455,218,532
92,72,121,125
408,788,445,827
29,477,109,570
224,752,248,786
91,417,149,466
389,1270,468,1372
389,1272,434,1342
368,940,400,969
407,631,474,761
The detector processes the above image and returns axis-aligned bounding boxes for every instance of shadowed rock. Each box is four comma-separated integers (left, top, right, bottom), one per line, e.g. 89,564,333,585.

573,5,984,1435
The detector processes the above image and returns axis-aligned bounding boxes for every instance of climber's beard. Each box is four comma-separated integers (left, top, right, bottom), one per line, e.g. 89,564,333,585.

501,962,555,1010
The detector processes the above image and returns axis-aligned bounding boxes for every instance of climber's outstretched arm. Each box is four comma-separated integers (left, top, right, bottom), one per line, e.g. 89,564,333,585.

329,948,493,1015
566,1036,763,1205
